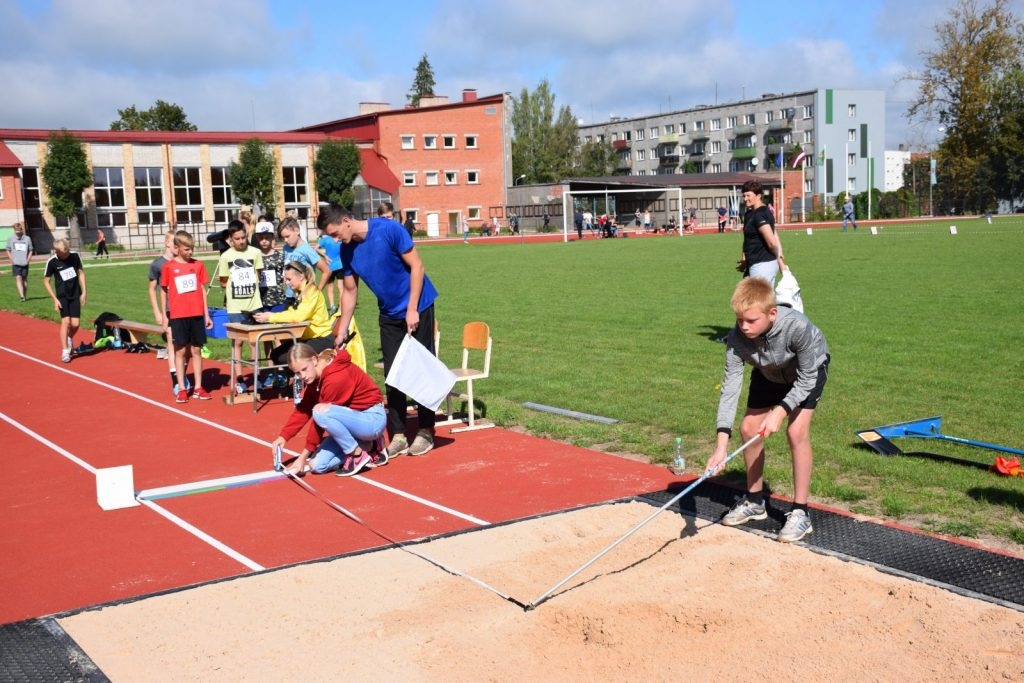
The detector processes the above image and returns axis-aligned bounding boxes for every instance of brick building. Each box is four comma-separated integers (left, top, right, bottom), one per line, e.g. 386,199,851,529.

0,89,512,251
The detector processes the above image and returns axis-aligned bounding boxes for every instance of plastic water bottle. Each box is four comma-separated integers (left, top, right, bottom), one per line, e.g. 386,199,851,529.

292,377,304,404
671,437,686,475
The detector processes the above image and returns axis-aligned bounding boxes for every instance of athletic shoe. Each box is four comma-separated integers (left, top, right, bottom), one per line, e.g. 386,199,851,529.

274,372,290,390
194,388,212,401
336,451,372,477
386,435,410,458
60,349,71,363
721,498,767,527
261,373,277,390
408,430,434,457
362,439,389,468
156,348,168,360
778,509,813,543
175,390,188,403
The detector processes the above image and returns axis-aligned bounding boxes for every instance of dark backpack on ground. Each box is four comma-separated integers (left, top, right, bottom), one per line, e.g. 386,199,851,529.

94,311,131,345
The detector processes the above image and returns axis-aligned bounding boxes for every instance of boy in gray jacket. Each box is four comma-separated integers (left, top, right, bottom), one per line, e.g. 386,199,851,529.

705,277,830,542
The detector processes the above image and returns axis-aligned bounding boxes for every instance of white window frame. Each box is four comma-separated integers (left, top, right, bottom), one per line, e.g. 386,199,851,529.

635,149,645,161
711,118,721,131
401,134,415,150
726,116,736,129
848,153,856,167
464,134,478,148
403,172,416,186
424,135,438,150
650,127,658,138
442,134,456,149
848,104,857,117
444,170,458,185
803,130,813,144
803,105,813,119
425,171,439,186
466,170,479,184
467,206,481,220
635,128,645,141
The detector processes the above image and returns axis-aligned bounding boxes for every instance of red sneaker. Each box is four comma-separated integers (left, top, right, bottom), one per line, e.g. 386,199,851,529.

194,388,212,401
175,390,188,404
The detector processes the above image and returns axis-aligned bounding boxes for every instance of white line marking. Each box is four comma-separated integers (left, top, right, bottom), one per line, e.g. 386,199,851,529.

137,498,265,571
1,345,492,525
0,410,99,475
137,470,286,500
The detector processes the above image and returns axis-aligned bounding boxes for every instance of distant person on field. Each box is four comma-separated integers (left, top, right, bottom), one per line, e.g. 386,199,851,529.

842,196,858,231
6,221,33,302
43,237,86,363
736,179,784,284
318,202,440,459
160,231,213,403
705,277,830,543
543,211,550,231
316,223,344,314
403,214,416,237
272,343,386,477
94,228,109,259
718,206,728,233
643,209,652,232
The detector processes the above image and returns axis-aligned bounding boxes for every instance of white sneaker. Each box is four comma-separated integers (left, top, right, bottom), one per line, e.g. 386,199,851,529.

61,349,71,363
778,509,813,543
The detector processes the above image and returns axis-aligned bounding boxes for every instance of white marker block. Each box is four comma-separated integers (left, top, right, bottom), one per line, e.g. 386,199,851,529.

870,226,878,235
96,465,139,510
806,228,813,235
949,225,958,235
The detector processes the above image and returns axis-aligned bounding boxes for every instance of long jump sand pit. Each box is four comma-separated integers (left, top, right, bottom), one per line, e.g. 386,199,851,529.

60,502,1024,681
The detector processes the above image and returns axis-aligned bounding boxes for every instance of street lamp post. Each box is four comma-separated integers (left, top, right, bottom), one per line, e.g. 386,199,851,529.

514,174,526,186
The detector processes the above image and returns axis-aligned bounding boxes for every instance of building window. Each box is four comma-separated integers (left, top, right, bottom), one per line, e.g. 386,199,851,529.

405,209,418,223
694,120,705,131
636,149,645,161
712,163,722,173
711,118,721,131
467,207,481,220
403,172,416,186
584,135,592,143
210,167,238,224
424,135,437,149
401,135,415,150
425,171,439,186
848,153,856,166
848,104,857,117
466,170,479,184
444,170,457,185
134,167,163,209
765,110,774,123
172,167,202,207
21,167,41,211
743,113,755,125
678,122,686,134
803,130,813,144
94,167,127,227
805,178,813,193
465,134,478,148
726,116,737,129
283,167,309,218
635,128,644,141
848,177,857,192
693,142,705,155
442,134,456,149
650,127,658,138
803,105,813,118
711,141,722,153
848,129,856,142
664,123,675,134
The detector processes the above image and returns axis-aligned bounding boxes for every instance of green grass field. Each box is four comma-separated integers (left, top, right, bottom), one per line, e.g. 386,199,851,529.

4,218,1023,548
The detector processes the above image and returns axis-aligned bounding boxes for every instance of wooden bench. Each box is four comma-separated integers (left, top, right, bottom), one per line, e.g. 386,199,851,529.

105,319,165,345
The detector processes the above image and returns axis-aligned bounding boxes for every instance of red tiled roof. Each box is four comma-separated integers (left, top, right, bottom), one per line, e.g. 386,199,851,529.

294,92,505,133
0,129,333,145
0,141,22,168
359,149,398,194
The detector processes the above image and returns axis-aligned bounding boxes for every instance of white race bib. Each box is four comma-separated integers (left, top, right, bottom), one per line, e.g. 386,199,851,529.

230,265,258,299
58,266,76,282
174,273,198,294
261,270,277,287
13,243,27,252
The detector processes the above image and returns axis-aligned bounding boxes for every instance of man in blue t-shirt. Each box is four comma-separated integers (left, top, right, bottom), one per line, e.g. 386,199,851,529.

318,203,440,458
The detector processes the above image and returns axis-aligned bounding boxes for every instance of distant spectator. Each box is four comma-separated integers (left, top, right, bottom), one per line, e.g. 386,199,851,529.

403,214,416,237
94,228,109,259
718,206,727,233
842,196,858,232
6,221,32,302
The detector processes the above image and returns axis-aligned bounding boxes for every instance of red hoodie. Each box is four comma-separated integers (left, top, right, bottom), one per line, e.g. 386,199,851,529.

278,349,383,453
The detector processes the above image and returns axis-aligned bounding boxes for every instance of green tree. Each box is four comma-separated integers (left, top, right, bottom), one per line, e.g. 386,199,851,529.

575,139,617,177
314,138,361,208
407,54,436,107
41,129,92,248
905,0,1023,212
510,80,578,184
986,66,1024,206
110,99,197,131
228,137,276,216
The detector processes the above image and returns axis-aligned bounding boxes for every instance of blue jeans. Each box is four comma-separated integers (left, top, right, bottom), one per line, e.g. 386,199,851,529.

309,403,386,473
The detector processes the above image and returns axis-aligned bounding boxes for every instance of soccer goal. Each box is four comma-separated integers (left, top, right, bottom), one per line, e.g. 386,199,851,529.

561,186,685,241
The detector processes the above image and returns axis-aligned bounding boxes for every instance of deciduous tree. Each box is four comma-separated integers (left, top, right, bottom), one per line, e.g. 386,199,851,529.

41,129,92,248
314,138,361,209
228,138,276,216
510,80,578,184
110,100,197,131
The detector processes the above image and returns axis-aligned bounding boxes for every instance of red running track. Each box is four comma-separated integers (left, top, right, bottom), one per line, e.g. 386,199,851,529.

0,311,679,624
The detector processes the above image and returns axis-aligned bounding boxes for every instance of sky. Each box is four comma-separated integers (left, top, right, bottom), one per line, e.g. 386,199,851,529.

3,0,1022,150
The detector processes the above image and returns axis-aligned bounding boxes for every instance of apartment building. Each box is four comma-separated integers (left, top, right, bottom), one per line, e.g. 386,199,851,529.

578,88,886,201
0,89,512,249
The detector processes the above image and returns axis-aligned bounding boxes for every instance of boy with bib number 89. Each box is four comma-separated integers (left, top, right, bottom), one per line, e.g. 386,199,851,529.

160,231,213,403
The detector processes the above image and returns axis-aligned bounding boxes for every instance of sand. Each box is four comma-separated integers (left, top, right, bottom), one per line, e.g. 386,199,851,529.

59,502,1024,682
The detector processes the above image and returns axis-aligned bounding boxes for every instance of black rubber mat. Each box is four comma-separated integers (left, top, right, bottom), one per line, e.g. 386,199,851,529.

641,479,1024,610
0,618,108,683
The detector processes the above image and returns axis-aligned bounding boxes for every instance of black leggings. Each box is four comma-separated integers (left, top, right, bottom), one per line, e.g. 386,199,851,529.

379,306,436,436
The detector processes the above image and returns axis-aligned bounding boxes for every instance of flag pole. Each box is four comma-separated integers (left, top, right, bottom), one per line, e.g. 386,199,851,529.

801,157,806,222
